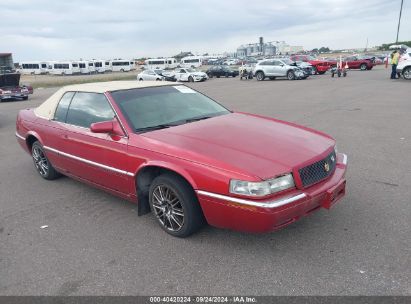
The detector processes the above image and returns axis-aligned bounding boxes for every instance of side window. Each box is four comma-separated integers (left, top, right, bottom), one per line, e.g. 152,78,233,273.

54,92,75,122
65,92,115,128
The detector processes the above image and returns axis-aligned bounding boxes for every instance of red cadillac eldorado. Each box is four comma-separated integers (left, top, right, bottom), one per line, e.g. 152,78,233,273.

16,81,347,237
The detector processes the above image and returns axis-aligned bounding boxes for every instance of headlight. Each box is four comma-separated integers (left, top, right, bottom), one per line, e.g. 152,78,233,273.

230,174,295,197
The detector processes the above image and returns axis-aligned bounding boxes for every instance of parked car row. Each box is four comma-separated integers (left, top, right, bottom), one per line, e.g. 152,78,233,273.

137,68,208,83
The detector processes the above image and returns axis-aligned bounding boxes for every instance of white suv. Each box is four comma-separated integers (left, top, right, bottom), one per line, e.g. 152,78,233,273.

253,59,303,81
397,48,411,80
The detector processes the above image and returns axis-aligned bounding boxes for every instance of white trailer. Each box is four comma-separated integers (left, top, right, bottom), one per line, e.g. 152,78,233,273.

19,62,49,74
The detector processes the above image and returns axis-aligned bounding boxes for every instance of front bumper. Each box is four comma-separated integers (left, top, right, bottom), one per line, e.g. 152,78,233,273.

196,153,348,233
0,92,29,99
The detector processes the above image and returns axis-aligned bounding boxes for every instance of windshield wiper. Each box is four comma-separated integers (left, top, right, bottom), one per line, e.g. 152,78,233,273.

184,116,212,123
136,123,180,133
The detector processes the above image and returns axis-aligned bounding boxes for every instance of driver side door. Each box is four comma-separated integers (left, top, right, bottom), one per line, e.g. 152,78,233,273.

59,92,133,195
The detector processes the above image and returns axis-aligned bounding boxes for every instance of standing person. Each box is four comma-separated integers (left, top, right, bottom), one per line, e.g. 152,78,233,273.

391,50,400,79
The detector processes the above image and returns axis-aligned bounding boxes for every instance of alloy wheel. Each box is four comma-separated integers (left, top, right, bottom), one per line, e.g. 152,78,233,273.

151,185,185,232
32,146,49,177
403,67,411,80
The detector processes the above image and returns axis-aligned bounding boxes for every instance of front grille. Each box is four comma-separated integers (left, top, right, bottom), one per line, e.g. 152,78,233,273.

299,151,336,187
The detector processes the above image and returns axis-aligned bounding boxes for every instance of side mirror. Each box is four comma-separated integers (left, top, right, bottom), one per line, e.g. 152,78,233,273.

91,119,126,137
90,120,113,133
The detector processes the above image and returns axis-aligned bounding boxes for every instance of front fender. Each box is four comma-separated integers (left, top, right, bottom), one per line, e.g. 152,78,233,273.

136,160,198,189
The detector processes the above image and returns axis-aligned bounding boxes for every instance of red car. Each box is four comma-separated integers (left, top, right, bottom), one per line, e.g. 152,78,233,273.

0,73,30,101
343,56,374,70
16,82,347,237
290,55,336,74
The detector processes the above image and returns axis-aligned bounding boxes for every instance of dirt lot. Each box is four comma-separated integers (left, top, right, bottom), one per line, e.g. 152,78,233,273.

1,66,410,295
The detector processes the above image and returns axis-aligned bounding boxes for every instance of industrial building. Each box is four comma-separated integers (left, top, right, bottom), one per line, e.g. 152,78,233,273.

236,38,303,57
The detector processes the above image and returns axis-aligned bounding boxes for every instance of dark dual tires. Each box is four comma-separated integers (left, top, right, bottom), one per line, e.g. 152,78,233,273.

30,141,205,237
149,173,205,238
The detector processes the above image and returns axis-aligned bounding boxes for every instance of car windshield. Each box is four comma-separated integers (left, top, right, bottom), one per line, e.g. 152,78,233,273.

154,70,163,75
186,68,196,73
282,59,294,65
111,86,230,133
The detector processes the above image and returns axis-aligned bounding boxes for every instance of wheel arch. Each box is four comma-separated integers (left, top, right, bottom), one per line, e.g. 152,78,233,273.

135,162,198,216
25,131,44,151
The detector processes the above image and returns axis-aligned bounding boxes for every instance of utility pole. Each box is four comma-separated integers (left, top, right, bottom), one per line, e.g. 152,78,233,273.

396,0,404,43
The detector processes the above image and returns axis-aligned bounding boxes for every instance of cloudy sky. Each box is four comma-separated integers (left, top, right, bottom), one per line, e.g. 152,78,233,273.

2,0,410,61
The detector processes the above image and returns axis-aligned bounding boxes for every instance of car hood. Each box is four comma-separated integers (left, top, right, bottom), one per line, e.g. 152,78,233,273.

139,113,335,180
192,72,207,77
0,73,20,88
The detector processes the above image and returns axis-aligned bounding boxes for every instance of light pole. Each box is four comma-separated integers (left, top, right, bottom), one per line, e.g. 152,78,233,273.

396,0,404,43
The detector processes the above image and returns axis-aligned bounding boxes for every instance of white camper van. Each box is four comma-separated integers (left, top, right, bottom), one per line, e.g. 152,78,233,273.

19,62,49,74
48,62,75,75
145,58,178,70
111,60,132,72
180,56,203,68
104,60,113,72
94,60,106,73
71,62,81,74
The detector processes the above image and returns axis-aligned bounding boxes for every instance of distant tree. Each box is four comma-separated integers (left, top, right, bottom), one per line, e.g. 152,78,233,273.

319,47,330,53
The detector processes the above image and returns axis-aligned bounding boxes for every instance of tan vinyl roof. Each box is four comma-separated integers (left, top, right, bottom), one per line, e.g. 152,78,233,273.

34,81,178,120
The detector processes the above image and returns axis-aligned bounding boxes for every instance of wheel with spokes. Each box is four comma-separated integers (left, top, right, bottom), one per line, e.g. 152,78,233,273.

31,141,60,180
149,174,205,237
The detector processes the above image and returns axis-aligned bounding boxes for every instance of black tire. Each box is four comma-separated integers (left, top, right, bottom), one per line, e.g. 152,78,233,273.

139,78,143,81
360,63,367,71
256,71,265,81
188,76,194,82
156,78,161,81
22,96,28,100
312,66,318,75
149,173,205,237
318,71,326,75
287,70,295,80
31,141,60,180
403,67,411,80
208,73,213,78
216,75,220,78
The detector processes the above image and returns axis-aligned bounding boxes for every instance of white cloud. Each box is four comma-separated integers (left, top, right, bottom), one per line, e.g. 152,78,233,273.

1,0,410,61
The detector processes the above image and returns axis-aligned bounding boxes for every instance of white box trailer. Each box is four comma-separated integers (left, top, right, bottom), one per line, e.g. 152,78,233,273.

19,62,49,74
